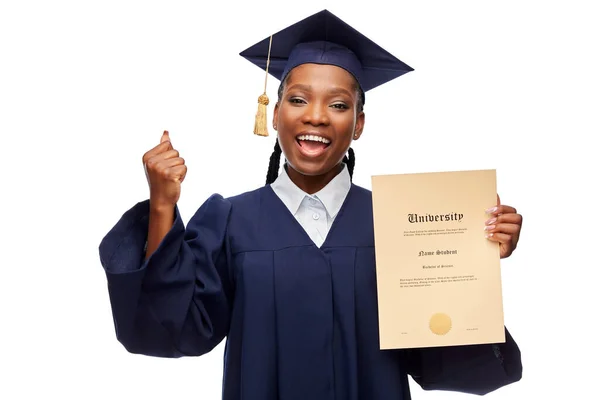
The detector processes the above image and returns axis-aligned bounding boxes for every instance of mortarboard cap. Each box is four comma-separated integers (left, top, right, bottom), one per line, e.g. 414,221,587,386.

240,9,413,137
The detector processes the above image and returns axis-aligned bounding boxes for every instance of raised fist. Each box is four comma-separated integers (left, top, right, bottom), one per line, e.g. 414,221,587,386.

142,131,187,209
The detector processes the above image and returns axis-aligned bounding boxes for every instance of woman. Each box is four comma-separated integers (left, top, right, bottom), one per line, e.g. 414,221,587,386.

99,10,523,400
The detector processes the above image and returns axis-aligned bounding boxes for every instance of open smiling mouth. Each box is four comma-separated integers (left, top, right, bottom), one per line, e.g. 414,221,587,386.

296,134,331,156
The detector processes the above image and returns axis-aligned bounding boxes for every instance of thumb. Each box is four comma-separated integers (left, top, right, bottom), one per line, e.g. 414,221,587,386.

497,194,501,206
161,130,170,144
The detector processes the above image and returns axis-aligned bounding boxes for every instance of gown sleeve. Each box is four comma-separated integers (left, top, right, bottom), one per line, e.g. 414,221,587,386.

98,194,233,358
406,327,523,395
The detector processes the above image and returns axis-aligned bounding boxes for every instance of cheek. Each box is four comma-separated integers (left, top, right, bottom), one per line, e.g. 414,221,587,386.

278,106,302,126
331,113,356,137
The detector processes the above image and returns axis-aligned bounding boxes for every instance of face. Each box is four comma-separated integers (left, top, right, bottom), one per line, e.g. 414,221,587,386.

273,63,365,178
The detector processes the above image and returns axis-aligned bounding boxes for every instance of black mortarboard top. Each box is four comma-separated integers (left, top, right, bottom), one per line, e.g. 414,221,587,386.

240,9,413,136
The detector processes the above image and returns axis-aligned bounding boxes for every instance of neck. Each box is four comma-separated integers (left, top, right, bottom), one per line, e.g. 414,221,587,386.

285,163,343,194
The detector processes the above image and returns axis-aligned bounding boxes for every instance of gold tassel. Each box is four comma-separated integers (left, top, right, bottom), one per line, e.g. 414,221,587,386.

254,35,273,137
254,93,269,136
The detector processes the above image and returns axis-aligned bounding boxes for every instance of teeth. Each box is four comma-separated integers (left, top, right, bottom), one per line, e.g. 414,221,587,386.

297,135,331,144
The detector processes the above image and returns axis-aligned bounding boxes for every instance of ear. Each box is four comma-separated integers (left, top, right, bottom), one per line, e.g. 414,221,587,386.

353,111,365,140
273,102,280,130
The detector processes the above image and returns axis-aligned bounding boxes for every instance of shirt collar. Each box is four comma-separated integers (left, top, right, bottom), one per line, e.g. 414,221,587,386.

270,163,351,218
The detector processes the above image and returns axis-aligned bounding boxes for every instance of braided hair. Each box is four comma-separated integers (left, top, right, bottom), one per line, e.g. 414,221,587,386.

265,139,283,185
265,74,364,185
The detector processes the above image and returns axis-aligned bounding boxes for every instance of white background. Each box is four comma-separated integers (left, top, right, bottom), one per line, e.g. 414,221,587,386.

1,0,598,398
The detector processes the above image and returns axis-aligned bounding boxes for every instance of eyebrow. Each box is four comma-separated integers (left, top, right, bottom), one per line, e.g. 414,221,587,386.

287,84,354,98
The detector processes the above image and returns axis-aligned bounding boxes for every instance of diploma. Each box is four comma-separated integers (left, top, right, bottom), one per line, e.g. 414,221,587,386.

371,169,505,349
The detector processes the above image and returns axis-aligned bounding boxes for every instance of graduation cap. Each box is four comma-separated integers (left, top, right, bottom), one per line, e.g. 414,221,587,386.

240,9,414,137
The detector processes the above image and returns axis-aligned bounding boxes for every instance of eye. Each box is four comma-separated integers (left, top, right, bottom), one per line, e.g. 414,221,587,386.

331,102,350,110
288,97,306,105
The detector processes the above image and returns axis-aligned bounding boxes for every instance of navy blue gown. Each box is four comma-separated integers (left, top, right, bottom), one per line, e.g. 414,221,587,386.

99,184,522,399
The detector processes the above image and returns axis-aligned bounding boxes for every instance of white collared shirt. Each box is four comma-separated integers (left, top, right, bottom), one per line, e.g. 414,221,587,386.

270,163,351,247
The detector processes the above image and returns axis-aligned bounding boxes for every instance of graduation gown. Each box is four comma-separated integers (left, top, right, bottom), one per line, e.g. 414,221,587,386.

99,184,522,399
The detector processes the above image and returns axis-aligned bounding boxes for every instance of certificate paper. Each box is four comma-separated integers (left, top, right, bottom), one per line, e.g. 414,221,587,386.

371,169,505,349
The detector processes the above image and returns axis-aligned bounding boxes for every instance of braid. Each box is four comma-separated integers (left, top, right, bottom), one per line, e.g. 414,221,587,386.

343,147,355,181
265,139,282,185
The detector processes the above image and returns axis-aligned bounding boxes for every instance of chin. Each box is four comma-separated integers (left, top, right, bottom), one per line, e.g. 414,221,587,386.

287,159,337,177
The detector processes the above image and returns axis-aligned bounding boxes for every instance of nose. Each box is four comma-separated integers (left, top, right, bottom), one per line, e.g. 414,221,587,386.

301,101,330,127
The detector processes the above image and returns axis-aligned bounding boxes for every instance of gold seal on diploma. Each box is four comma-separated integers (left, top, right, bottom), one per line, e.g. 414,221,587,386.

429,313,452,335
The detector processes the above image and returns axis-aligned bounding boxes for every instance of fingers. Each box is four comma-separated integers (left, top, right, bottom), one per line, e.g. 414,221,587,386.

170,165,187,182
161,157,185,169
486,231,515,258
161,130,170,143
143,131,174,164
485,212,521,240
486,204,517,215
155,149,180,161
485,231,512,244
485,212,522,226
143,142,173,164
150,158,186,182
151,156,185,172
145,149,180,168
486,196,522,258
485,222,520,236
